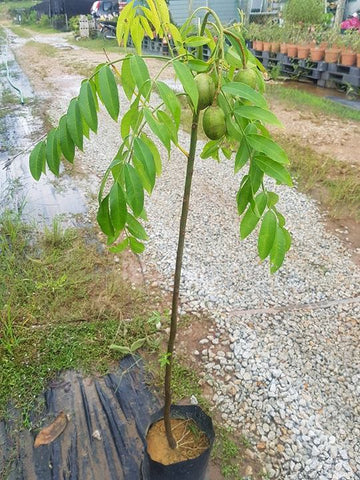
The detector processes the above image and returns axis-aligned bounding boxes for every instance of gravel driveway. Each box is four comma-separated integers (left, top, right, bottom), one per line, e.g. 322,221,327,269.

141,127,360,480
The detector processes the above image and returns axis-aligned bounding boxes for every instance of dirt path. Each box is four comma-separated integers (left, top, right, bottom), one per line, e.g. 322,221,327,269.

270,103,360,167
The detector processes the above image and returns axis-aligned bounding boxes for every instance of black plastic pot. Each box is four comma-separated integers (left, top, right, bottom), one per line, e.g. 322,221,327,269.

141,404,215,480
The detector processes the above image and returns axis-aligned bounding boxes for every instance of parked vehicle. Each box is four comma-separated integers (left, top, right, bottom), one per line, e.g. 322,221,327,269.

90,1,119,19
98,20,117,39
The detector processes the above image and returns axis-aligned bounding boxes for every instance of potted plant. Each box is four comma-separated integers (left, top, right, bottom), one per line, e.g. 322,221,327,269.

262,21,272,52
280,25,290,54
324,30,341,63
270,24,281,53
309,27,326,62
297,29,311,59
29,1,293,478
339,30,357,66
248,22,263,51
287,24,301,58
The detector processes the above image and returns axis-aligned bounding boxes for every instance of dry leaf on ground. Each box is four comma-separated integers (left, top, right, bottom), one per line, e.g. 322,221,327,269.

34,411,68,447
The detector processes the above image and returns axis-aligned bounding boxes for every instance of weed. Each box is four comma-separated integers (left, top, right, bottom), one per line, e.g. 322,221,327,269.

275,133,360,221
25,40,57,57
0,213,159,419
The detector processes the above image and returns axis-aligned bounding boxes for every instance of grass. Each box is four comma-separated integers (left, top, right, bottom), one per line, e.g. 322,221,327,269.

7,24,33,38
275,133,360,221
0,1,40,16
267,83,360,122
68,36,127,54
25,39,57,57
0,212,162,420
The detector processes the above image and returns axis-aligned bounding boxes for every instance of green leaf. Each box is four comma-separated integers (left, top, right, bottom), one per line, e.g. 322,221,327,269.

109,182,127,232
173,60,198,111
121,56,136,100
127,213,148,240
58,115,75,163
140,134,162,176
270,226,287,273
226,116,242,141
124,164,144,217
249,161,264,194
276,212,286,229
109,237,129,253
97,194,114,237
234,106,282,126
247,135,289,165
130,55,151,97
98,65,120,121
254,155,293,186
109,344,131,354
45,129,60,176
283,227,292,252
29,141,46,181
235,137,250,173
267,192,279,208
133,137,156,193
130,16,144,55
185,35,209,47
240,207,258,239
129,236,145,254
222,82,267,109
81,114,90,139
144,108,170,152
187,58,209,72
78,80,98,133
236,176,251,215
222,146,232,160
157,110,178,145
67,99,83,150
156,81,181,128
200,140,221,160
130,338,146,352
121,98,141,140
240,192,267,239
258,210,277,260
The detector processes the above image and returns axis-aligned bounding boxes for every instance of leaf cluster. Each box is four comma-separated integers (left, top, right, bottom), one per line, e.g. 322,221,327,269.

29,0,293,272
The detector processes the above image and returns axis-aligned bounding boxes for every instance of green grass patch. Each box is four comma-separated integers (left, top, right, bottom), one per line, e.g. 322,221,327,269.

0,212,162,419
25,39,58,57
267,83,360,122
276,133,360,221
68,36,127,54
7,24,33,38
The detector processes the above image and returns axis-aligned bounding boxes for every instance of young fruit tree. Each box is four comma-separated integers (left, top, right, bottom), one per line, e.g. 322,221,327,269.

29,0,292,451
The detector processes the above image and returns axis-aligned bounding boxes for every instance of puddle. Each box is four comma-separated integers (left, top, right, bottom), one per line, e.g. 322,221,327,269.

0,36,87,226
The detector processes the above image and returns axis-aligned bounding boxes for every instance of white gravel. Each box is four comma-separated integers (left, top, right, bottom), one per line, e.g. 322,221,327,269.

10,33,360,478
140,126,360,479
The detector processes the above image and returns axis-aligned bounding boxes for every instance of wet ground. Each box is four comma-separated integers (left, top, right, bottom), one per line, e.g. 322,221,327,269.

0,32,86,226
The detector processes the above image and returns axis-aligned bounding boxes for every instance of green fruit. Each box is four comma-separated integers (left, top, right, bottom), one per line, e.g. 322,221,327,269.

234,68,257,90
194,73,215,111
202,106,226,140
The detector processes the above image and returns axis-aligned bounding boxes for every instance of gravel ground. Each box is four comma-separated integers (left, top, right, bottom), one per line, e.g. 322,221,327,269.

10,34,360,478
140,124,360,479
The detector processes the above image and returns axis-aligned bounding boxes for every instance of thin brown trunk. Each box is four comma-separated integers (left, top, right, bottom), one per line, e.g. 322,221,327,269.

164,111,199,449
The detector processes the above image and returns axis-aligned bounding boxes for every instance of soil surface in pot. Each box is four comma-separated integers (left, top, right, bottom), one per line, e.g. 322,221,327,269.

147,418,209,464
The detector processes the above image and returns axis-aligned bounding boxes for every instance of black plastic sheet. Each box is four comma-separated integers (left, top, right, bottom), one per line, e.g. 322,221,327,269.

1,356,160,480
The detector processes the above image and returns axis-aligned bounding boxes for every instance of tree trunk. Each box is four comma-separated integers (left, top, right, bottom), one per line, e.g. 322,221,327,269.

334,0,346,28
163,111,199,449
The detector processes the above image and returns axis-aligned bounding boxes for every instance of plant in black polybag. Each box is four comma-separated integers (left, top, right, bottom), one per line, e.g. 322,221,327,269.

29,1,292,477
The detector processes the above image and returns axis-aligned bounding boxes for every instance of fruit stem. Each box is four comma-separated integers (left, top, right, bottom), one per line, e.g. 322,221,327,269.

164,110,200,449
224,29,247,69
